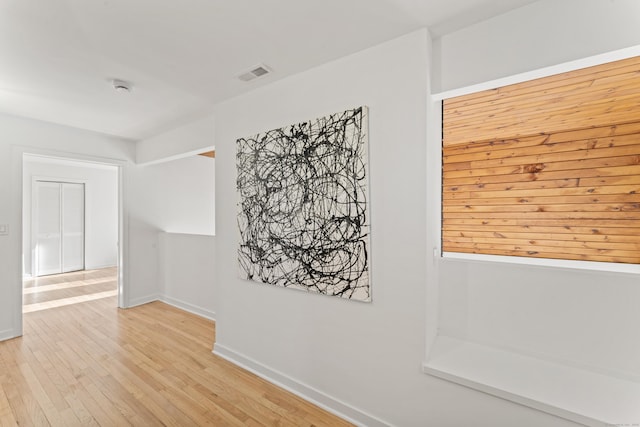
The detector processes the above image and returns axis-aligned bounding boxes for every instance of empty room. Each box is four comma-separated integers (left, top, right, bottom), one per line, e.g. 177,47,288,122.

0,1,639,426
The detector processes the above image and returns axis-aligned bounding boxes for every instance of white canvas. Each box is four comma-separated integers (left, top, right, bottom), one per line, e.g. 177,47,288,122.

236,106,371,301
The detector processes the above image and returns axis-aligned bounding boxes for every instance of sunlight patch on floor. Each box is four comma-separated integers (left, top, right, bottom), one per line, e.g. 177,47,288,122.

23,290,118,313
23,278,116,294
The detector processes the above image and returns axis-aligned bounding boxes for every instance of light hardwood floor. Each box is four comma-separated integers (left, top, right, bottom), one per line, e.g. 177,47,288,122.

0,268,353,426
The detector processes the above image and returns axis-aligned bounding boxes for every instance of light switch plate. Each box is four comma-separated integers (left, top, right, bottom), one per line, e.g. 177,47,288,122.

0,224,8,235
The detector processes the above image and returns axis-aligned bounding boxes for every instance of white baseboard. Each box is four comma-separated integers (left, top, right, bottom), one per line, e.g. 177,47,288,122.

126,294,160,308
213,343,390,427
0,329,19,342
85,263,118,271
159,296,215,321
125,295,216,323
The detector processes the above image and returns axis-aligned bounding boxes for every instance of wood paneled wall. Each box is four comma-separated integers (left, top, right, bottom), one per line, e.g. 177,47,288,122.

442,56,640,264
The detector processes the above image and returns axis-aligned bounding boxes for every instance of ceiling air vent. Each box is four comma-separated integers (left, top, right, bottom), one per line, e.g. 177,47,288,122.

238,64,271,82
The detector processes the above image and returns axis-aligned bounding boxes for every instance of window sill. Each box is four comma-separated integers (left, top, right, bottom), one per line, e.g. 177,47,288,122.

423,335,640,427
442,251,640,275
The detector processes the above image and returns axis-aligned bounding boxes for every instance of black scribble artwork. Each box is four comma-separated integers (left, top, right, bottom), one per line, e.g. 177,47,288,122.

236,106,371,301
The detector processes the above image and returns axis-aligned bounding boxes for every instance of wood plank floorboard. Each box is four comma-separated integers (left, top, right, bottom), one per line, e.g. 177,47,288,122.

0,269,353,426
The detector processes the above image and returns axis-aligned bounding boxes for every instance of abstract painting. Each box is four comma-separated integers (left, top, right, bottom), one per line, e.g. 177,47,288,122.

236,106,371,301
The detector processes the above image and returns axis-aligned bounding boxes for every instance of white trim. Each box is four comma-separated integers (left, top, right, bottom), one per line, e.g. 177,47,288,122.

423,336,640,427
31,175,88,184
159,296,215,321
85,263,118,271
23,152,128,168
433,44,640,100
117,165,126,309
11,147,24,338
442,252,640,275
136,145,215,167
0,329,18,342
213,343,391,427
425,88,443,357
11,147,129,340
23,155,119,170
126,294,160,308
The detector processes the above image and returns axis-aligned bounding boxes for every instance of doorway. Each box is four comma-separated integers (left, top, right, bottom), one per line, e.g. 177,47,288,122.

22,154,122,316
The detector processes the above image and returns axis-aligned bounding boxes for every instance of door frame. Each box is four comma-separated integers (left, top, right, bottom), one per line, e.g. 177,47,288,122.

11,147,128,339
31,177,87,277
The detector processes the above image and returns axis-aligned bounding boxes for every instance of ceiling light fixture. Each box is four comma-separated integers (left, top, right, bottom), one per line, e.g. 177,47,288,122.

112,79,132,93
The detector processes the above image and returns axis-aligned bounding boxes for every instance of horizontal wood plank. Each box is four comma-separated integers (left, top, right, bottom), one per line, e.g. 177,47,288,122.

443,154,640,180
444,134,640,165
444,236,640,251
443,246,639,264
443,217,639,227
443,184,640,201
443,211,640,220
443,241,639,258
443,165,640,188
444,122,640,155
443,228,640,242
443,202,640,213
445,175,640,195
444,144,640,173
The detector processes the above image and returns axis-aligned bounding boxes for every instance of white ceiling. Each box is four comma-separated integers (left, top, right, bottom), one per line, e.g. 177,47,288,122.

0,0,538,141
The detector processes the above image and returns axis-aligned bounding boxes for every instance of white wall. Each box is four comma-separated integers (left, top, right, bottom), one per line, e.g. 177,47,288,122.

432,0,640,380
437,260,640,376
212,30,578,427
433,0,640,92
23,157,118,276
425,1,640,424
128,156,215,236
136,115,215,165
159,232,215,320
0,112,135,340
123,154,215,307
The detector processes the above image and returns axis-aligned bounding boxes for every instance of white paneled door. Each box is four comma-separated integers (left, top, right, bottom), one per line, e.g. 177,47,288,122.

35,182,62,276
35,181,85,276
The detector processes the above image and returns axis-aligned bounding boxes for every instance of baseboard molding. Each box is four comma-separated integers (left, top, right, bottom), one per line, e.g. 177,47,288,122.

125,295,216,323
159,296,215,321
85,263,118,271
213,343,390,427
0,329,19,342
126,294,160,308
